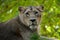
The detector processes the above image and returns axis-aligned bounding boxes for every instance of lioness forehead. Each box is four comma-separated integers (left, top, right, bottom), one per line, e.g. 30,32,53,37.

24,6,39,13
18,5,44,13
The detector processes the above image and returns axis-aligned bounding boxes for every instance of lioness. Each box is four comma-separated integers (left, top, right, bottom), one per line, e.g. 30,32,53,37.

0,6,44,40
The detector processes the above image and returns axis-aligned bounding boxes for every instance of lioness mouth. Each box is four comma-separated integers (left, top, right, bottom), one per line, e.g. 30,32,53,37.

29,22,37,30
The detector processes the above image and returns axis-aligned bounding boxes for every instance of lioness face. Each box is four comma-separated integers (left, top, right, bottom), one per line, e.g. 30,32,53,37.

18,6,44,30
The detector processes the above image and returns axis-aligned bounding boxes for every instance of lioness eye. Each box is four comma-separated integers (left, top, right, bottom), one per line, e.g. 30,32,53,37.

35,12,39,16
25,12,29,17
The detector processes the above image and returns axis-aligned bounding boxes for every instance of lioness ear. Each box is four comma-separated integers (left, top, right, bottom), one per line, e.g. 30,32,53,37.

18,6,25,12
37,5,44,12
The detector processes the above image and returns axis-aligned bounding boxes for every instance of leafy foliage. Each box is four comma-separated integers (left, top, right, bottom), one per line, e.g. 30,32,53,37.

30,33,40,40
0,0,60,40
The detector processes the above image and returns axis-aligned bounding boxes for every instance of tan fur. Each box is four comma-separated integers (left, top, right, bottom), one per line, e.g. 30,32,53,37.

0,6,44,40
18,6,44,40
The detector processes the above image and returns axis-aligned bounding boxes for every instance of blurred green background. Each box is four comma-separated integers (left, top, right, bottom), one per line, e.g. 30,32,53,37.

0,0,60,40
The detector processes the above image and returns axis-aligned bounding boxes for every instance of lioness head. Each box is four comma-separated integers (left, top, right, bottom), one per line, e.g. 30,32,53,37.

18,5,44,30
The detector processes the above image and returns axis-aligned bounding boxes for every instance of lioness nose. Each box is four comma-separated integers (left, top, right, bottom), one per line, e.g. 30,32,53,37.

30,19,36,22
